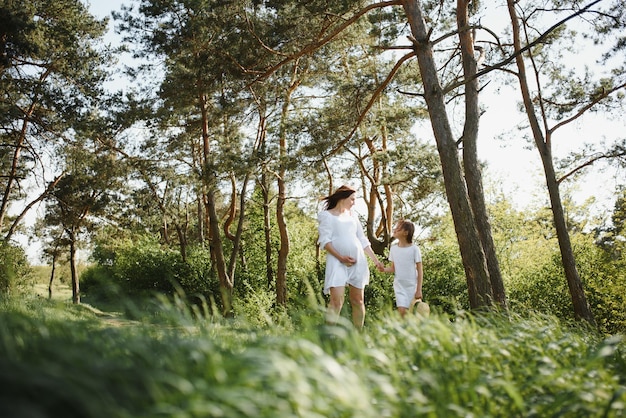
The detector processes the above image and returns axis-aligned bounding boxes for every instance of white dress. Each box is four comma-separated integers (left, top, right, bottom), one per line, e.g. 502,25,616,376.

389,243,422,308
317,210,371,295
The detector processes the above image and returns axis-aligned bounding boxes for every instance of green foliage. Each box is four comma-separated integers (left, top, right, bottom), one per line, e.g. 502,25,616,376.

85,235,217,300
0,0,109,238
506,251,574,319
1,297,625,417
237,188,320,308
495,206,626,335
0,242,31,295
416,214,471,316
575,237,626,335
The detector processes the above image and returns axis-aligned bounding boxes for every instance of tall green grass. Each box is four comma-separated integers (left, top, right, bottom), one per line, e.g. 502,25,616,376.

0,295,624,417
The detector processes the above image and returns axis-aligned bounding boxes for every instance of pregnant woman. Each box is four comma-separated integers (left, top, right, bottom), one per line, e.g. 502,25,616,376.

317,185,383,329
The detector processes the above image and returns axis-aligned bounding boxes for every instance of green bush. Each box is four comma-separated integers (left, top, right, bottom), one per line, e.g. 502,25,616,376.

0,242,32,295
575,239,626,335
505,234,626,335
506,251,574,320
86,236,219,303
421,243,469,315
80,264,122,301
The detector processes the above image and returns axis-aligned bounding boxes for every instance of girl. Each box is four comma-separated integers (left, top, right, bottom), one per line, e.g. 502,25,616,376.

380,220,423,318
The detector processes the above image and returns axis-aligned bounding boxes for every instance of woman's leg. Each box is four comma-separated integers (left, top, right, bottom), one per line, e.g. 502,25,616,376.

326,286,345,324
348,285,365,329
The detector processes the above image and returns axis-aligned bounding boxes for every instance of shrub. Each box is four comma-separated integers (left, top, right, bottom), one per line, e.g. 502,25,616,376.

421,243,469,315
0,242,32,295
86,236,219,302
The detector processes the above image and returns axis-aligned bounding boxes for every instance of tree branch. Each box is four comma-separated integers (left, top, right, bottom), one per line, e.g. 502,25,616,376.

460,0,605,88
558,146,626,184
247,0,403,86
325,50,416,158
549,81,626,135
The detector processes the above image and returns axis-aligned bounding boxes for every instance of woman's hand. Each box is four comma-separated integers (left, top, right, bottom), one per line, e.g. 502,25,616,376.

340,255,356,266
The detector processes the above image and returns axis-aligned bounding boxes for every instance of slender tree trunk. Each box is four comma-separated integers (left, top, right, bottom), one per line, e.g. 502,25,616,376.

68,230,80,304
174,224,187,262
506,0,594,324
276,67,300,306
358,141,384,255
260,173,274,290
197,198,204,244
402,0,492,308
361,132,390,255
199,89,232,315
227,174,250,282
48,254,57,300
206,187,232,314
0,112,30,229
457,0,507,309
254,103,274,290
276,176,288,306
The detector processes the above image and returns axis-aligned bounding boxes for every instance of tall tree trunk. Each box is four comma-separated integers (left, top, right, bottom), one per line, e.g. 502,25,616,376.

275,66,300,306
402,0,492,308
197,198,204,244
174,224,187,262
206,188,232,315
260,173,274,290
48,253,57,300
361,131,391,255
68,230,80,304
357,140,384,255
254,104,274,290
457,0,507,309
0,108,31,230
199,90,232,315
507,0,595,324
227,174,250,283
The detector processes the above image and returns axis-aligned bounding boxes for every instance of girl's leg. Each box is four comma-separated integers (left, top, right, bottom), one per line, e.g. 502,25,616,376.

326,286,345,324
348,285,365,329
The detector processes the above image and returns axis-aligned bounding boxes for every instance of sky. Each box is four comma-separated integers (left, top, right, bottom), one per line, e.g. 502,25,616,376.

18,0,619,263
87,0,623,206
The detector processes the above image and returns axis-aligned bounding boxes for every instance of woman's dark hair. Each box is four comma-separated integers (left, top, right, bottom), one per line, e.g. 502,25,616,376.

322,185,356,210
397,219,415,243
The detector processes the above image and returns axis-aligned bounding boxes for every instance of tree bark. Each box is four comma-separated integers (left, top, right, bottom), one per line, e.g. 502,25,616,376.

68,230,80,304
226,174,249,286
199,89,233,315
48,254,57,300
402,0,493,308
506,0,595,324
457,0,507,309
275,66,300,306
260,173,274,290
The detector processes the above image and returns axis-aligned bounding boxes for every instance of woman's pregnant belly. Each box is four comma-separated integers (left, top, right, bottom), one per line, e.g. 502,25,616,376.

333,235,361,259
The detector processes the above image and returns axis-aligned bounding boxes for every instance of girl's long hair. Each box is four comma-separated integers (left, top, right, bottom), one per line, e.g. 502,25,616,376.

396,219,415,243
321,185,356,210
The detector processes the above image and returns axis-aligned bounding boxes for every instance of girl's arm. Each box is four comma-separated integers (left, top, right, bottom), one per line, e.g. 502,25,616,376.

415,261,423,299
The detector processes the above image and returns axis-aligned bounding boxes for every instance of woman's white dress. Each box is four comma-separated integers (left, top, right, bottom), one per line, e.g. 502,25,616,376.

317,210,371,295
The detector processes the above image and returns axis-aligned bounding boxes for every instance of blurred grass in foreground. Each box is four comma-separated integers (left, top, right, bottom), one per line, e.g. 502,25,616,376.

0,295,625,418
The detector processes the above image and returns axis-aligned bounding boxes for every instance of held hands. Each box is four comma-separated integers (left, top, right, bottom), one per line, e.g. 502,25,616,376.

376,261,385,272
